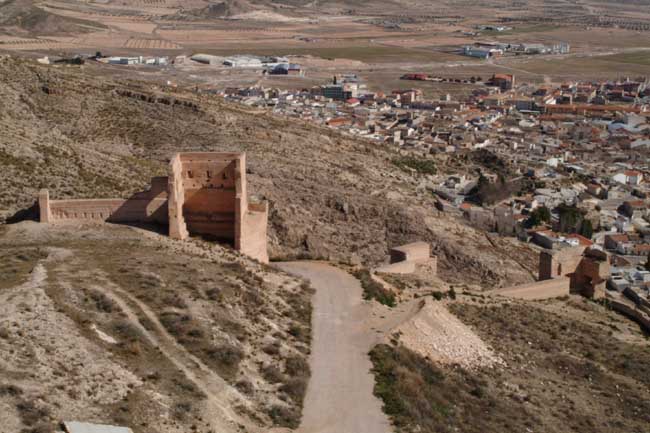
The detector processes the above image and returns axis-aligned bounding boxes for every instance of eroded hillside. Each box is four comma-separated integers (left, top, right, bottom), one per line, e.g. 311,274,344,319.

371,294,650,433
0,221,312,433
0,55,537,289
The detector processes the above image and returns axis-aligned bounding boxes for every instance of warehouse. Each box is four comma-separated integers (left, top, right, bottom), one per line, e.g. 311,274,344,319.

223,55,263,68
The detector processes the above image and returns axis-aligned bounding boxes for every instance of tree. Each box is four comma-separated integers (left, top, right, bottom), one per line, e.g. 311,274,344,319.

645,255,650,272
557,204,583,233
527,206,551,227
580,219,594,239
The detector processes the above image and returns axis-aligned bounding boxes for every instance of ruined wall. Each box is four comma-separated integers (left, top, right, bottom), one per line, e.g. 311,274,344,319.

239,202,269,263
40,178,168,225
376,242,437,275
490,277,571,300
167,152,269,263
38,189,52,223
177,153,239,241
539,246,586,280
168,154,188,239
390,242,431,264
609,299,650,333
375,261,417,274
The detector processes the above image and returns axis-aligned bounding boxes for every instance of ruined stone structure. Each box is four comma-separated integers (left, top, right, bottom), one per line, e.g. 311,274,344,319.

376,241,437,274
491,245,611,301
539,245,610,299
38,152,269,263
167,152,268,262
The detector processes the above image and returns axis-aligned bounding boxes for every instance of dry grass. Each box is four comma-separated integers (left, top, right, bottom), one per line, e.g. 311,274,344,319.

370,296,650,433
370,343,534,433
0,223,313,432
0,247,46,289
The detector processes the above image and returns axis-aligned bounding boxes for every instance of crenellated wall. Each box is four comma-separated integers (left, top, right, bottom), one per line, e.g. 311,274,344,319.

40,177,168,225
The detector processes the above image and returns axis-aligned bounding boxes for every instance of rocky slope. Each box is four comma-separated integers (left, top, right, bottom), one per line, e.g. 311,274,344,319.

0,55,536,289
370,294,650,433
0,221,312,433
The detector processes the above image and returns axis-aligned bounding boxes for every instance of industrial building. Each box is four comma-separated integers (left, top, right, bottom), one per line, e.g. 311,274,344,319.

223,55,263,68
106,56,168,66
462,46,502,59
462,41,570,59
269,63,305,76
190,54,222,65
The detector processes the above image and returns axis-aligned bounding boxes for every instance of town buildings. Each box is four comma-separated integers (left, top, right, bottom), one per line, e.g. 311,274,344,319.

218,72,650,305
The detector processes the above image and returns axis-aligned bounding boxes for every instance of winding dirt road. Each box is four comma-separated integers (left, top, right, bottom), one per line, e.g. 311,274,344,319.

277,262,392,433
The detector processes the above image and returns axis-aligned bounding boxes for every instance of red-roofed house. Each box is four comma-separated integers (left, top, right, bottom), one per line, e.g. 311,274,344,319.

604,233,629,250
566,233,594,246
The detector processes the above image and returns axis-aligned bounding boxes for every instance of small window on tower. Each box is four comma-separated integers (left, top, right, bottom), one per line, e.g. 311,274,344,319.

187,170,194,178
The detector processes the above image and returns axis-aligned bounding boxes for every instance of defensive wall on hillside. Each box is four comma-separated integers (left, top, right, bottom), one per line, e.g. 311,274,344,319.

492,245,610,301
488,277,570,300
38,152,269,263
539,246,610,299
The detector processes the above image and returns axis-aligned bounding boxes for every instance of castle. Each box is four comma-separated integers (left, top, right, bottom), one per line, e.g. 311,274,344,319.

38,152,269,263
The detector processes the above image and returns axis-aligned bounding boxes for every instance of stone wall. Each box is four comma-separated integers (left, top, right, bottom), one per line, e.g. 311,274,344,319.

240,202,269,263
168,154,188,239
609,299,650,333
389,242,431,264
489,277,570,300
538,245,611,299
539,246,586,280
376,241,437,275
39,177,168,225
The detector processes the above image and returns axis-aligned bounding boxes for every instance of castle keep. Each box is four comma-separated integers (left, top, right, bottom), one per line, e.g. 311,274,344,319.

38,152,269,263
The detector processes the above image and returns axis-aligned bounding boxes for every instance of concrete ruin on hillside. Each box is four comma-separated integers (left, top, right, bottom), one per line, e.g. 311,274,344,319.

376,241,437,275
38,152,269,263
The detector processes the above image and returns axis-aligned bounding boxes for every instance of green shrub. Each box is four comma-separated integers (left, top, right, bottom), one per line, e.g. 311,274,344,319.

392,156,437,175
353,268,396,307
268,404,301,429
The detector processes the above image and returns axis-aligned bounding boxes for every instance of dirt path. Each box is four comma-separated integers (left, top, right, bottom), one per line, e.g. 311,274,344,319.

277,262,392,433
99,282,247,432
43,246,249,433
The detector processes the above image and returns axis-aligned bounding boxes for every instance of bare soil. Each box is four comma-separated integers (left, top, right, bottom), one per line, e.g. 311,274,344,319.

0,221,313,433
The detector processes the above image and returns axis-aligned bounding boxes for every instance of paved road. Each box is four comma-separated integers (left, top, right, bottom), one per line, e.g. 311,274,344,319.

277,262,392,433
